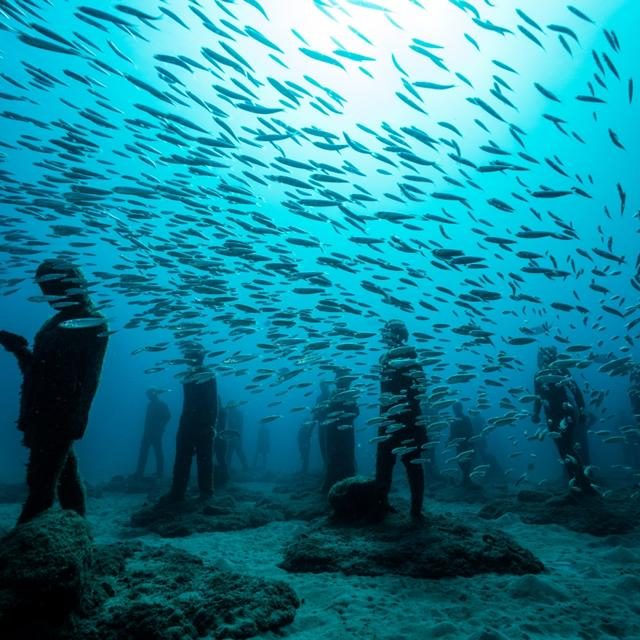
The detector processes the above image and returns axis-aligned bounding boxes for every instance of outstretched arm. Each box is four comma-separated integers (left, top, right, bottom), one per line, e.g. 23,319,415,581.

0,330,32,375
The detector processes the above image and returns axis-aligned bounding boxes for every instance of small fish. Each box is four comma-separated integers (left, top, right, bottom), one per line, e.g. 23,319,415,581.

567,5,594,23
547,24,579,43
60,317,107,330
369,435,393,444
602,52,620,79
518,25,545,49
333,49,375,62
159,7,189,29
299,47,345,69
534,82,561,102
516,9,544,32
18,34,77,55
507,337,537,346
414,81,455,90
244,0,268,19
609,129,625,150
467,97,505,122
246,26,283,52
464,33,480,51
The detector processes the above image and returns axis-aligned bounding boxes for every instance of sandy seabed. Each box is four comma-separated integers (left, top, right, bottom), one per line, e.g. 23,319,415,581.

1,483,639,640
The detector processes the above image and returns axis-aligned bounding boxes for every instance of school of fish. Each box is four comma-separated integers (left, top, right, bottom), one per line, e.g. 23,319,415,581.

0,0,638,479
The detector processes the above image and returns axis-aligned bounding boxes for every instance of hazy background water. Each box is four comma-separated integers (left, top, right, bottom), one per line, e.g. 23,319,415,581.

0,0,637,486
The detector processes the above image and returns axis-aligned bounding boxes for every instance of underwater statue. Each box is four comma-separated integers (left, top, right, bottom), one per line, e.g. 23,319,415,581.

297,419,314,474
449,402,477,488
253,423,271,470
134,388,171,479
214,396,229,488
0,258,108,524
166,346,217,501
322,368,359,493
225,403,249,472
532,345,596,496
576,411,595,467
471,414,505,485
313,380,332,470
376,319,427,519
627,364,640,469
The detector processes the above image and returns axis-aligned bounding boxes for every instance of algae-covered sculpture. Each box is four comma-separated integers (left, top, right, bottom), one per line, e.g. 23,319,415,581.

0,259,108,524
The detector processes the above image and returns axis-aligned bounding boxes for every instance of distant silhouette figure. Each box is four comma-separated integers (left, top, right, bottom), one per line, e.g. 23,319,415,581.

0,259,108,524
628,365,640,469
449,402,476,488
225,403,248,472
313,380,332,469
470,414,504,484
421,404,443,484
253,424,270,470
297,420,314,474
376,320,427,519
214,396,229,488
322,369,359,492
134,389,170,479
576,411,595,467
631,365,640,417
167,347,217,501
532,346,596,496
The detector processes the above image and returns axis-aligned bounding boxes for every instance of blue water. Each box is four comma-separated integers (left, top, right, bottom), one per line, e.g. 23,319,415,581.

0,0,638,487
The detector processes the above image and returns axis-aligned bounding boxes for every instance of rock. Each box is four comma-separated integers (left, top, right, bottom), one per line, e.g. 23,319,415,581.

0,510,93,629
280,513,544,579
327,476,388,522
78,544,300,640
0,515,300,639
98,474,165,496
128,479,330,538
130,494,281,537
266,481,328,521
479,490,637,536
101,600,192,640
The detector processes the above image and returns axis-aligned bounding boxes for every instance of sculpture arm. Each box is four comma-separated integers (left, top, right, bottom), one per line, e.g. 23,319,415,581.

0,330,32,375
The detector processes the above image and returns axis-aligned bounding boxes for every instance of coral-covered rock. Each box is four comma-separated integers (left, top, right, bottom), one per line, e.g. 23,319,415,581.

327,476,388,522
280,513,544,579
99,474,166,496
77,544,299,640
0,510,93,629
479,489,637,536
130,494,281,537
0,511,299,639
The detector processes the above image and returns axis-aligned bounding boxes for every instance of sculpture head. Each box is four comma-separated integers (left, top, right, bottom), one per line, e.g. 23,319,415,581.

537,345,558,368
36,259,90,309
381,319,409,347
184,344,205,367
